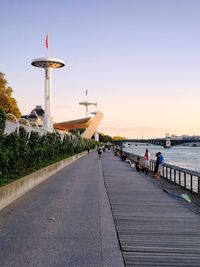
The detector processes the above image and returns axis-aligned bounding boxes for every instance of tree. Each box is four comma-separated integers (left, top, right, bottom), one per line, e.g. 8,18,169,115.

112,136,126,141
0,107,6,136
0,72,21,118
99,133,113,143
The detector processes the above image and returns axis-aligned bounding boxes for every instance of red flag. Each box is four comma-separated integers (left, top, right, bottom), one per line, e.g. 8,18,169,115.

46,35,48,49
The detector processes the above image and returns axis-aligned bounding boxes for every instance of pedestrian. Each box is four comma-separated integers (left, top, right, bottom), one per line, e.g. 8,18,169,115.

144,149,150,174
87,146,90,153
97,147,103,159
121,153,127,161
157,152,164,178
154,153,160,178
135,157,142,172
155,152,164,179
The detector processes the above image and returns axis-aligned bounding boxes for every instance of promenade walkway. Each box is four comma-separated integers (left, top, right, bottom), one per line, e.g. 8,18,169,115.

1,152,200,266
103,153,200,266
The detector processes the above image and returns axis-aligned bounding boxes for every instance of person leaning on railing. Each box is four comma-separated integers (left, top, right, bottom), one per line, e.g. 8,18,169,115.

155,152,164,179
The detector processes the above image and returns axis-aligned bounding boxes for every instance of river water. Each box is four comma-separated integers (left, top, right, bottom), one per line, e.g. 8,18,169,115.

123,144,200,173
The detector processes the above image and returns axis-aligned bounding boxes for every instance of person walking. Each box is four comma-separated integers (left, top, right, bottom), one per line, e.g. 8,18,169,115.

97,147,103,159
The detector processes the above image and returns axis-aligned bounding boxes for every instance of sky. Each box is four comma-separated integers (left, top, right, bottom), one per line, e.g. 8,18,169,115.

1,0,200,138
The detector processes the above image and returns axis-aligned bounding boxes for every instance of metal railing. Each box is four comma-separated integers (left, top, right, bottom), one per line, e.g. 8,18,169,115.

126,152,200,194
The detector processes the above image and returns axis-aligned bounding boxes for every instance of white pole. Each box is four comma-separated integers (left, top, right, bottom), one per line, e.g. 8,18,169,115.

86,105,89,117
95,131,99,142
44,67,52,128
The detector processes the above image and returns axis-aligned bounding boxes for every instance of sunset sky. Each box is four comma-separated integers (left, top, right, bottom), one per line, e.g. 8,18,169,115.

1,0,200,138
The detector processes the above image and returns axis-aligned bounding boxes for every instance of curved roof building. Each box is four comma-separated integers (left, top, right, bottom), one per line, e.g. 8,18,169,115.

54,111,103,139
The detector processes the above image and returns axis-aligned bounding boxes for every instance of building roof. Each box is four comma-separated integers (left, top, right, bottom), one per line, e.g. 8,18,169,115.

54,112,103,139
30,105,44,117
21,105,45,120
53,117,93,131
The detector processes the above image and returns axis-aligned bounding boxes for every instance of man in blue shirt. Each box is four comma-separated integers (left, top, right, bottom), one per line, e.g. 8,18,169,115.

157,152,164,178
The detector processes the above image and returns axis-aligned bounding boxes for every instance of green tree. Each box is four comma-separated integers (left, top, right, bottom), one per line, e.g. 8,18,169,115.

0,107,6,136
0,72,21,118
112,136,126,141
99,133,113,143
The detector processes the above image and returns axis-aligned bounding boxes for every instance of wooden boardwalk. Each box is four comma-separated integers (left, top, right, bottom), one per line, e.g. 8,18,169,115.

102,153,200,266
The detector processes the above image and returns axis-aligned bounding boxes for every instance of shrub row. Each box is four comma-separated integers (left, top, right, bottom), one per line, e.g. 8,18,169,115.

0,108,96,185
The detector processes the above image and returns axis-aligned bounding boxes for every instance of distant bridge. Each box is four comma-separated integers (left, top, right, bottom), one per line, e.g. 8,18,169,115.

113,138,200,148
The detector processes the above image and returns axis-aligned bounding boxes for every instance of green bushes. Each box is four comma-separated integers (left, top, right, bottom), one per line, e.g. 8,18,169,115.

0,107,6,137
0,122,96,186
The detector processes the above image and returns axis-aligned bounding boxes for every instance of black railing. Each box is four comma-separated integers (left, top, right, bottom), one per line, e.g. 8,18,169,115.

126,152,200,194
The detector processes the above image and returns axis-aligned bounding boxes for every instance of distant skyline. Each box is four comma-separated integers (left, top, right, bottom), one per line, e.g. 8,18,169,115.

1,0,200,138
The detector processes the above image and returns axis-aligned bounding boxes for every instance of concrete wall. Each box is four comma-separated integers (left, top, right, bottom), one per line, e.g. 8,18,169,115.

0,151,87,211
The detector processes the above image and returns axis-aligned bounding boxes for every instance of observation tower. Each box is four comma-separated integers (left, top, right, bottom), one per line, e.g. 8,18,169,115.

31,36,65,129
79,101,97,117
79,91,97,118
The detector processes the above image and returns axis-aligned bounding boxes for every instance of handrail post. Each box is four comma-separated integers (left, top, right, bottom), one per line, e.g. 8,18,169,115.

190,174,193,191
174,169,176,183
184,172,186,188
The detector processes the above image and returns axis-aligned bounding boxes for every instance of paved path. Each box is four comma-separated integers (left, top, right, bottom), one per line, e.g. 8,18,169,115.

0,152,124,267
2,151,200,267
102,153,200,266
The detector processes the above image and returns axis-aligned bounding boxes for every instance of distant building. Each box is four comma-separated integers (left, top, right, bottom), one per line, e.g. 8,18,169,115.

21,105,45,126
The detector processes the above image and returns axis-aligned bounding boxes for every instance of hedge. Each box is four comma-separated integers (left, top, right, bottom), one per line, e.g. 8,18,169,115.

0,108,96,185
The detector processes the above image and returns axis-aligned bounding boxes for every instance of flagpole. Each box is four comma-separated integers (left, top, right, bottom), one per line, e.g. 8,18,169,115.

46,34,49,58
86,89,88,101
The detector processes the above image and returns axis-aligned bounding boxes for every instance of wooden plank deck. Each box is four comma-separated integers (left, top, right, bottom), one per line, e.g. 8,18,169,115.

102,153,200,266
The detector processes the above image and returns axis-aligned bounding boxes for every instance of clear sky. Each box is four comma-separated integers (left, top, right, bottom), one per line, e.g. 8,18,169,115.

1,0,200,138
